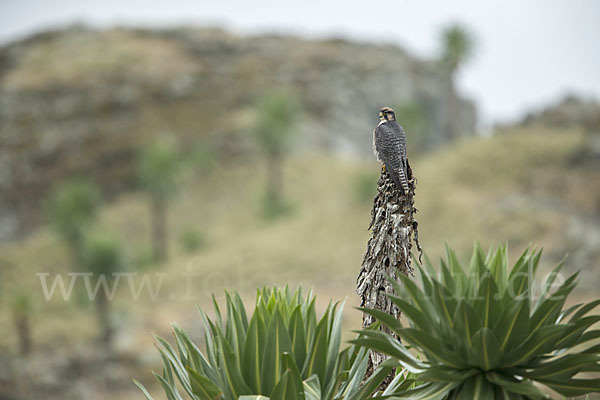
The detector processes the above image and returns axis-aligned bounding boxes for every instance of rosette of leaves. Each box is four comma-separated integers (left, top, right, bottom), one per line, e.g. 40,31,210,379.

135,287,412,400
354,245,600,399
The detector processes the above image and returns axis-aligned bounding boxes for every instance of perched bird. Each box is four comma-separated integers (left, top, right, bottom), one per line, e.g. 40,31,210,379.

372,106,409,194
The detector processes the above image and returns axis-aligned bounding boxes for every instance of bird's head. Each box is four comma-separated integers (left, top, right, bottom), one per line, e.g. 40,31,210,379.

379,107,396,122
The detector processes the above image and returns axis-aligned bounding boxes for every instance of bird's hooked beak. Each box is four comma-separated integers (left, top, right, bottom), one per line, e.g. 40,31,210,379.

379,111,386,122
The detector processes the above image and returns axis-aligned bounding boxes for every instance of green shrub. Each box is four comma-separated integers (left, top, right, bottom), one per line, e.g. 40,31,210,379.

355,244,600,399
178,228,204,252
132,248,155,271
45,179,100,256
11,291,33,315
135,287,411,399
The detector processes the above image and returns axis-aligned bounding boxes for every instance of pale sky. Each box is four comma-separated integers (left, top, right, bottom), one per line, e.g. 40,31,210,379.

1,0,599,125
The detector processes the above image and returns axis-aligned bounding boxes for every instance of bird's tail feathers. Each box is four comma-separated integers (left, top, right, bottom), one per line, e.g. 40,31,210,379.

397,166,410,194
385,164,406,194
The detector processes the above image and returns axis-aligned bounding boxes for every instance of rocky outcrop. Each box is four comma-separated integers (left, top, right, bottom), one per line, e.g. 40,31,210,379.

0,26,477,239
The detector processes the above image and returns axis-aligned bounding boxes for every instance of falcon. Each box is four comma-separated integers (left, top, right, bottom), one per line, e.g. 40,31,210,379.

372,106,409,194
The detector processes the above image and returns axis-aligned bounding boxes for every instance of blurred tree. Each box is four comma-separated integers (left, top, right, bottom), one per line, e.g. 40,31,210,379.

186,143,215,174
136,140,180,262
439,24,475,140
81,231,125,347
11,292,33,356
45,179,100,264
178,227,204,253
253,91,298,216
394,100,430,153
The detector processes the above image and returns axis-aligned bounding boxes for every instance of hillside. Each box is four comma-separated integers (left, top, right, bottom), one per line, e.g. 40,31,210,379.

0,125,598,399
0,25,477,239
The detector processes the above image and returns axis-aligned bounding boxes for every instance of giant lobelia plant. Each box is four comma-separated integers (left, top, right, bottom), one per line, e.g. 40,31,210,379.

135,287,413,400
354,244,600,399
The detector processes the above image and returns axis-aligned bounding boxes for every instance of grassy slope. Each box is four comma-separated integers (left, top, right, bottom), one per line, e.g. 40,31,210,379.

0,126,598,397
